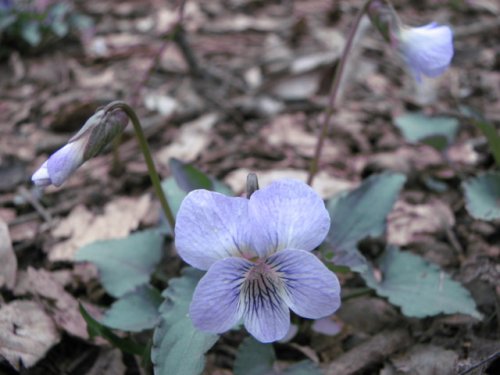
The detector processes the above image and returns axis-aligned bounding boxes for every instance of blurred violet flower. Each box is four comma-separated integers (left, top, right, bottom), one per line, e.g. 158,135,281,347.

397,23,454,82
32,108,128,187
175,179,341,343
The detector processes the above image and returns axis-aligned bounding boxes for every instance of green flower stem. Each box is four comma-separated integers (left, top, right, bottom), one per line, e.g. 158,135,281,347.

103,101,176,230
307,0,372,185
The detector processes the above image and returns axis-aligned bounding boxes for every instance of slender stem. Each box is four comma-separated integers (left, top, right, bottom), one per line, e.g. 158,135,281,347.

103,101,176,231
307,0,372,185
341,287,373,301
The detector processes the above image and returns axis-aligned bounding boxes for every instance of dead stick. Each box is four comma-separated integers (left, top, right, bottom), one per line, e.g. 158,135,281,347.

325,328,411,375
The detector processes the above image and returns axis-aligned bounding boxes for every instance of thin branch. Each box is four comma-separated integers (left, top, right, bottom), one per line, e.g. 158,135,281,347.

307,0,372,185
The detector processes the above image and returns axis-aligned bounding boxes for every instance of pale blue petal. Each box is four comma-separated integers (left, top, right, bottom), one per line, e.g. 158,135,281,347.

269,249,341,319
400,23,453,80
189,257,250,333
32,161,51,187
46,142,85,186
248,180,330,257
175,190,254,270
241,263,290,343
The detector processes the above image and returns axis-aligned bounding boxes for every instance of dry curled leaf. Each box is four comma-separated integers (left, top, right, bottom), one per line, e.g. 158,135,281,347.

0,300,61,370
14,268,88,339
0,219,17,290
157,113,218,165
387,199,455,246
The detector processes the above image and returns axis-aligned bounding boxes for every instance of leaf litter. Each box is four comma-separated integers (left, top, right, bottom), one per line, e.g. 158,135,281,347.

0,0,499,373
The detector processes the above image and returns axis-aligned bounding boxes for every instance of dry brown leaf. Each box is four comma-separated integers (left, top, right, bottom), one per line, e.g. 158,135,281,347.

0,300,61,370
392,344,458,375
202,15,290,33
446,142,480,166
14,268,88,339
156,113,218,165
387,199,455,246
0,219,17,290
262,113,341,159
49,194,151,261
86,348,126,375
224,168,355,199
361,146,443,174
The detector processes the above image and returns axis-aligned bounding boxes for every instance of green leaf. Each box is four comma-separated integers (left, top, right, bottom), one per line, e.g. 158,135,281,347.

79,303,145,356
152,268,218,375
361,246,481,319
161,177,187,219
283,361,322,375
323,172,406,271
234,337,276,375
101,285,163,332
462,171,500,221
75,230,164,298
394,112,459,151
21,20,41,46
169,158,213,192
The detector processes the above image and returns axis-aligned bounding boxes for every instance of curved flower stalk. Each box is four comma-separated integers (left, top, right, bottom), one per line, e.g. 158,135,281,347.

175,179,341,343
32,109,128,187
397,23,454,82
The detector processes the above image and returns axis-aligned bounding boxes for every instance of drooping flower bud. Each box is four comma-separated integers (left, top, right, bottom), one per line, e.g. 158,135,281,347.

32,108,128,187
366,0,398,44
366,0,453,82
397,23,454,82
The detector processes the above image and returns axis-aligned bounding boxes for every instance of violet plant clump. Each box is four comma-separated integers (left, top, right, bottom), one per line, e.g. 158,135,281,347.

175,179,341,343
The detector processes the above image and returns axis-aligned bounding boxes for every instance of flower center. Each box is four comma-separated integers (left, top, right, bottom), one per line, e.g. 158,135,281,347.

246,260,274,281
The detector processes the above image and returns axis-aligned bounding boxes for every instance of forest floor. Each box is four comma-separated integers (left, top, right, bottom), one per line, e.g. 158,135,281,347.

0,0,499,374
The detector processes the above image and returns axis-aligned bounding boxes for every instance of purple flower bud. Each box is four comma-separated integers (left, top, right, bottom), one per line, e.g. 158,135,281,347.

32,108,128,187
366,0,398,44
398,23,454,82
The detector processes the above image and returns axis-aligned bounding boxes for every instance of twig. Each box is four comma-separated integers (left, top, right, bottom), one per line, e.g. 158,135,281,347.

458,351,500,375
307,0,372,185
325,328,411,375
129,0,187,107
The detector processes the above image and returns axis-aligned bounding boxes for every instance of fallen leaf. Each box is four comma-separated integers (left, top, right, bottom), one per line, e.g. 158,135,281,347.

0,300,61,370
361,146,442,174
0,219,17,290
86,348,126,375
446,141,480,166
392,344,458,375
14,268,88,339
49,195,152,261
224,168,355,199
387,199,455,246
157,113,218,165
262,113,341,159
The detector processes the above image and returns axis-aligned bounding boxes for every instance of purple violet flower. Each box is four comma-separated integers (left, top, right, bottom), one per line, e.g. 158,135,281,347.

397,23,454,82
175,179,341,343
